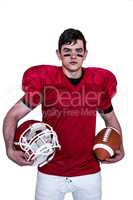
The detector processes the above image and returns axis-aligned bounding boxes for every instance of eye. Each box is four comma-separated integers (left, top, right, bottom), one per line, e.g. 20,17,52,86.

62,48,71,57
76,48,83,53
63,48,71,53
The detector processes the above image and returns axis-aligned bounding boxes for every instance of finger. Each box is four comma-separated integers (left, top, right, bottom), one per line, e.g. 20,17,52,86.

17,158,34,166
105,156,122,163
115,150,121,155
100,160,110,164
101,157,117,163
20,155,34,166
15,151,34,166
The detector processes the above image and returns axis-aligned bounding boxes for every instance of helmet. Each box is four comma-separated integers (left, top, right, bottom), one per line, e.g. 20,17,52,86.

14,120,61,167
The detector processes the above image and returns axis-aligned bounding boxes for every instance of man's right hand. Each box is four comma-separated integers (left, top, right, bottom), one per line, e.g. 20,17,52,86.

7,148,34,166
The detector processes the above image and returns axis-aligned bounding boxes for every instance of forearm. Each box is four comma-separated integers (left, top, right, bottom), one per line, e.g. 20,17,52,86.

3,100,33,165
99,110,125,163
3,100,31,153
3,112,19,152
101,111,122,134
100,110,124,150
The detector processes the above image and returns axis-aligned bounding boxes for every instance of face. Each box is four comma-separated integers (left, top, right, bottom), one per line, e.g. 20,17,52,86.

56,39,88,74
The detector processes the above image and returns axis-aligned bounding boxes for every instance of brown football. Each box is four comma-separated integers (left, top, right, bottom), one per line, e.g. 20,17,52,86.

93,127,122,161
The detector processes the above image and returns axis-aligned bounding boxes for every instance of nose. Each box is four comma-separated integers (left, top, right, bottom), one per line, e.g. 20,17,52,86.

71,51,77,59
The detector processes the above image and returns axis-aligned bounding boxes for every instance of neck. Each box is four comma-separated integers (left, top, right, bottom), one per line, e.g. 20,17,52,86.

62,67,82,79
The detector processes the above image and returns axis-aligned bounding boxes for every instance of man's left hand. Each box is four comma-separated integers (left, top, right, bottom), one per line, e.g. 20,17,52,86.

101,144,125,164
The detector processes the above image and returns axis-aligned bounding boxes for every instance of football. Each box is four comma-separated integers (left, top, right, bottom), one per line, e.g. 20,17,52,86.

93,127,122,161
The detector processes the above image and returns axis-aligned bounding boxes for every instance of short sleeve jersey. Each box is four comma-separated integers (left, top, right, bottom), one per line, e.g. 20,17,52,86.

22,65,117,177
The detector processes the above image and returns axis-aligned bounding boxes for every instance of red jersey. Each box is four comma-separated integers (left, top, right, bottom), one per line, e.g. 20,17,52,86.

22,65,117,177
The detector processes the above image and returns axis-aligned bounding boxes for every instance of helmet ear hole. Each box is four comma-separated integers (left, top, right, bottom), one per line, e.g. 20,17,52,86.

14,120,61,166
36,130,42,135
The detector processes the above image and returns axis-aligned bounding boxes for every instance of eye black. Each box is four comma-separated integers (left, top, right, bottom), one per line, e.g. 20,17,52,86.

63,54,71,57
77,54,83,57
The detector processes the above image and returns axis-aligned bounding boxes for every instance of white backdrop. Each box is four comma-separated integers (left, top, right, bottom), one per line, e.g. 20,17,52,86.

0,0,132,199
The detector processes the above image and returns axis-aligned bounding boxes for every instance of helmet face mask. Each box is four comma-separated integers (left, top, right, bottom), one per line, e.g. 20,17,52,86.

14,120,61,167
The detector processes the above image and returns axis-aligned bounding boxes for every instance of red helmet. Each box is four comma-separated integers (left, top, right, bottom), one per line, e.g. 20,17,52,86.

14,120,61,167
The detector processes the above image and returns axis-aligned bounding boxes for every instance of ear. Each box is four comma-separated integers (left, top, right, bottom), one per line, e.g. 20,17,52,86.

56,49,61,60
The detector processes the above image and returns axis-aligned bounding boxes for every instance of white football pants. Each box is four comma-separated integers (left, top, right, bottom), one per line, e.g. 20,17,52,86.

35,171,102,200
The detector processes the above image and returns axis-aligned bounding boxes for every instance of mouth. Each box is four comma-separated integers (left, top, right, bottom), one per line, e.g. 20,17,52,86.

69,62,78,65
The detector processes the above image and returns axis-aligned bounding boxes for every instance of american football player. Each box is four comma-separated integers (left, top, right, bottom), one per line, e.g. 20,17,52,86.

3,28,124,200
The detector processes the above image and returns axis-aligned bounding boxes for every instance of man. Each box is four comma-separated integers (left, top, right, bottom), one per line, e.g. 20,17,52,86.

3,28,124,200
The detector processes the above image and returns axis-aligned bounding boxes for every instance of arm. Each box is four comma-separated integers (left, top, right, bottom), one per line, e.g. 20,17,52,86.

3,100,34,166
99,110,125,163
